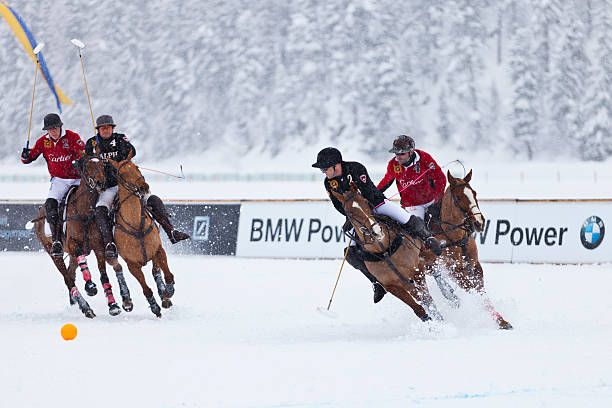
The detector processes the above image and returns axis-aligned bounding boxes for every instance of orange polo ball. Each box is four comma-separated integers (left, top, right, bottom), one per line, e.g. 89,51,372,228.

61,323,77,341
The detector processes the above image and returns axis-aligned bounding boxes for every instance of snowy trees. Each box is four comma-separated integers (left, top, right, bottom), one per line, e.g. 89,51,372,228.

1,0,612,164
579,0,612,160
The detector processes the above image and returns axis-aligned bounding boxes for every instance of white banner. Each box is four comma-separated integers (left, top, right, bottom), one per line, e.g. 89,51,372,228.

236,200,612,263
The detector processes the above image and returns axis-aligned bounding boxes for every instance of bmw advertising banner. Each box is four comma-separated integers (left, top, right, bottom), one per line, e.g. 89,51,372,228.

474,200,611,263
236,199,612,263
3,199,612,263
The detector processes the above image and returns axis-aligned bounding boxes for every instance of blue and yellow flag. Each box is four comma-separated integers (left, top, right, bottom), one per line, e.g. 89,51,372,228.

0,0,72,111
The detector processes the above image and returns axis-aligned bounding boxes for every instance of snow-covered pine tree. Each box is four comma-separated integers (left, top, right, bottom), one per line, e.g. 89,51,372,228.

510,27,539,159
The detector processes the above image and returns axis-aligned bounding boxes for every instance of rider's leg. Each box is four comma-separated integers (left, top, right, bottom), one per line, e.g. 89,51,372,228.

46,177,80,258
144,194,190,244
95,187,118,259
374,200,442,256
345,243,387,303
45,198,63,257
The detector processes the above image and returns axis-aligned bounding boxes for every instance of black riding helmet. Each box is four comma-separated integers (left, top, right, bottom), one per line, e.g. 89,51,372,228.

312,147,342,169
42,113,63,130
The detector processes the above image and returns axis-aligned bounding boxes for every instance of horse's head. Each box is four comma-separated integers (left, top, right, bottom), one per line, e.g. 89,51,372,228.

330,181,385,242
80,156,107,193
110,154,150,197
446,169,485,232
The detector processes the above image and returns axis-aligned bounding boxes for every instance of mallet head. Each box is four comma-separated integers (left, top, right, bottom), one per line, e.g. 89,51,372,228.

33,42,45,55
71,38,85,48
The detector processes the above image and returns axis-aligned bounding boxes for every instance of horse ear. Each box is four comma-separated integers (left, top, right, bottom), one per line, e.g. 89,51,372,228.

447,169,456,185
350,181,359,192
126,148,135,162
464,169,472,183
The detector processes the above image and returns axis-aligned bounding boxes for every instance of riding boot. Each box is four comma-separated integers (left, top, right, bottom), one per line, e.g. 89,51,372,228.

403,215,442,256
147,195,190,244
95,206,118,259
345,246,387,303
45,198,63,258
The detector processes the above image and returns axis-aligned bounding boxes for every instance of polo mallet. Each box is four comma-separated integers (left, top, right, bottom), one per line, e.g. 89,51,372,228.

138,165,186,179
26,42,45,149
71,38,96,135
323,237,352,312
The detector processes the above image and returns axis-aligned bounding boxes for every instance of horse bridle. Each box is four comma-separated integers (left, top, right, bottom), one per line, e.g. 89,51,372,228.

446,182,483,236
337,189,385,245
116,161,147,199
80,156,107,193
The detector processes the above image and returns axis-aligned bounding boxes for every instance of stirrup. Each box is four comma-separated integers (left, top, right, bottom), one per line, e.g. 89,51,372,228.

169,229,190,244
105,242,118,259
50,241,63,258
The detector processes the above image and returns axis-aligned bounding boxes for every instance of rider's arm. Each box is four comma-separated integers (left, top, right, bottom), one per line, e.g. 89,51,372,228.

421,152,446,203
116,134,136,161
21,137,43,164
352,162,386,207
377,160,395,192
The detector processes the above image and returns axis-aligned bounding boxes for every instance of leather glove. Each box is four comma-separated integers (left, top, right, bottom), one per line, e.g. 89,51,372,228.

21,148,30,161
342,218,353,233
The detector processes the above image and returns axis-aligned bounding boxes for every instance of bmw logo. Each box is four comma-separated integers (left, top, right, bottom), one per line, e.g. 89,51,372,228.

580,216,605,250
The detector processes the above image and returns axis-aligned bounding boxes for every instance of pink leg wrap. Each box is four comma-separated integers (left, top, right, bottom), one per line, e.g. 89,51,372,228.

103,282,116,304
77,255,92,281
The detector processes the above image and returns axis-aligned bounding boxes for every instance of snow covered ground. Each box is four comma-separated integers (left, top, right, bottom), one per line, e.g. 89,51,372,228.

1,252,611,407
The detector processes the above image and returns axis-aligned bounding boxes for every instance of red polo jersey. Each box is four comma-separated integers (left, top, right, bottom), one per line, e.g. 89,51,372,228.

377,150,446,207
24,130,85,179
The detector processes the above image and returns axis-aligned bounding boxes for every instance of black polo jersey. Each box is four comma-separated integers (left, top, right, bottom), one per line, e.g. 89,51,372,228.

84,133,136,187
324,161,386,216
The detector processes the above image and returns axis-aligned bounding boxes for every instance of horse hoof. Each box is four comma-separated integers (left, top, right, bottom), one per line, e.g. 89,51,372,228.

85,309,96,319
161,299,173,309
109,303,121,316
420,314,432,322
122,300,134,312
499,321,513,330
84,281,98,297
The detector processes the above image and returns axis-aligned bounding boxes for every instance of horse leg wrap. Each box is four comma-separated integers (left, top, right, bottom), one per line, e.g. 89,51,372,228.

152,268,166,298
70,287,93,316
114,269,131,300
77,255,92,282
102,282,116,304
147,296,161,317
432,268,460,307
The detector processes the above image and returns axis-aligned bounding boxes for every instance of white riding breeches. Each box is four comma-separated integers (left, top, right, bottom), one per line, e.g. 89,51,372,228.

373,200,412,223
96,186,118,209
402,199,435,219
48,177,81,202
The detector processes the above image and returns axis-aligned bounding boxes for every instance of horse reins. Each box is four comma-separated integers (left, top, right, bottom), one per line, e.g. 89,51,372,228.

433,182,482,276
113,160,156,264
340,191,417,287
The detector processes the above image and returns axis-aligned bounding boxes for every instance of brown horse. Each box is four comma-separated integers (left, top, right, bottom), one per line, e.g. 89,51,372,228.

32,156,133,317
426,170,512,329
330,182,441,322
102,157,175,317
